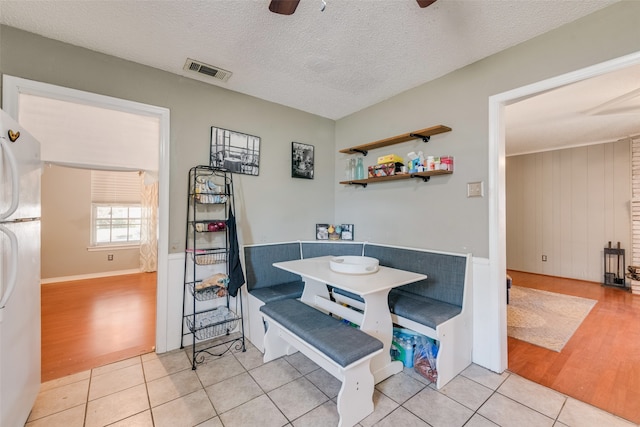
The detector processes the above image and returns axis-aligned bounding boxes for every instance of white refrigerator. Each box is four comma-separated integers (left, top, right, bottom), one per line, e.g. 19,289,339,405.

0,108,42,426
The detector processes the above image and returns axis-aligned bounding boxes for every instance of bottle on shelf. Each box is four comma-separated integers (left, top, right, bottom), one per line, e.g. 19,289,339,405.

355,157,365,180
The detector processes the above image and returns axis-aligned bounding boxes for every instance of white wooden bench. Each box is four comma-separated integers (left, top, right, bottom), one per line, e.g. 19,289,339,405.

260,298,383,427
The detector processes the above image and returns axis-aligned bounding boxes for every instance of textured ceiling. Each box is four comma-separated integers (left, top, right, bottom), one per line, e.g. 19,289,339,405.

0,0,621,121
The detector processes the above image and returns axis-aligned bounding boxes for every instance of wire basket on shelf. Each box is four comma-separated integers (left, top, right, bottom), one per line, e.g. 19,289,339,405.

188,250,227,265
188,281,226,301
185,307,239,340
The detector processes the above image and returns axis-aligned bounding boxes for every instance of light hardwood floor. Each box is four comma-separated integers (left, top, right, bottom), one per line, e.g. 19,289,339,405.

507,270,640,424
41,272,157,383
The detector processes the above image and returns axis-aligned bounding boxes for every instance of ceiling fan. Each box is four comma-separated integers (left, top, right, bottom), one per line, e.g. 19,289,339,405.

269,0,436,15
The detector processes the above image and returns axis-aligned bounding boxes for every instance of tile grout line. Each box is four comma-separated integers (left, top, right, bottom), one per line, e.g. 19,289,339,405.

140,356,156,427
456,370,510,426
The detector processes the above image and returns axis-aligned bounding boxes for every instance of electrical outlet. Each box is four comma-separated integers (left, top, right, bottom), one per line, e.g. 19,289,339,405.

467,181,484,198
108,254,114,261
542,255,547,262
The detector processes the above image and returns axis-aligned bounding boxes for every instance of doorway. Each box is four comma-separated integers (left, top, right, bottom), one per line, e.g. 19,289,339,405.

1,75,171,377
488,50,640,393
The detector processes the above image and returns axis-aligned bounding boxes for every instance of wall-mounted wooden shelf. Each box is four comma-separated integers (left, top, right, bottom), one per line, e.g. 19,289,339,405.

339,125,452,156
340,170,452,188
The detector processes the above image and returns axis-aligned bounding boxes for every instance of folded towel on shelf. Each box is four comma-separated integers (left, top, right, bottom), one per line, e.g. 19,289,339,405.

196,273,229,292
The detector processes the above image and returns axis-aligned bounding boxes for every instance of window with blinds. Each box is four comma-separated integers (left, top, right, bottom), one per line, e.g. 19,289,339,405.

91,170,142,246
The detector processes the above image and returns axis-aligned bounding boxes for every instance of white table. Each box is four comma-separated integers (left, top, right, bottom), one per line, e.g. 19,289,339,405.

273,256,427,383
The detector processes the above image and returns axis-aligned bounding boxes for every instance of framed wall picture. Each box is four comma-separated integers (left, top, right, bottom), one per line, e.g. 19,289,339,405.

292,142,314,179
316,224,329,240
339,224,354,241
210,126,260,176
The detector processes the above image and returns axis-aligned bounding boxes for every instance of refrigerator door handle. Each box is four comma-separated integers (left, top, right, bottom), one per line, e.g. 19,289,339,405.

0,224,19,318
0,136,20,220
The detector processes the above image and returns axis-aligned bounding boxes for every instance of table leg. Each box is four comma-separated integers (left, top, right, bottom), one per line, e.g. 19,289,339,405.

360,290,403,383
300,278,331,310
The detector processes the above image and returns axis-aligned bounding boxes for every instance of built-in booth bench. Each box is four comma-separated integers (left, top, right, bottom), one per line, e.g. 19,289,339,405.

243,241,472,389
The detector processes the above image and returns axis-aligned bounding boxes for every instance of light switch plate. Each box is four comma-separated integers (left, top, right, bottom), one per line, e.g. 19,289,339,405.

467,181,484,197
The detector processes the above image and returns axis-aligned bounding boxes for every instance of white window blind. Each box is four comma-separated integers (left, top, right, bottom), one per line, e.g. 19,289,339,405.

91,170,141,204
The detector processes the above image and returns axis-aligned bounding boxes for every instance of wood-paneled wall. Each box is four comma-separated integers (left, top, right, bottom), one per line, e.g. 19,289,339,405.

506,140,630,282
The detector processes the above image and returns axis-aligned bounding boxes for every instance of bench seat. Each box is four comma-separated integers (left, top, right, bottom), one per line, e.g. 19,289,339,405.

260,298,382,367
249,280,304,304
260,298,383,427
388,289,462,330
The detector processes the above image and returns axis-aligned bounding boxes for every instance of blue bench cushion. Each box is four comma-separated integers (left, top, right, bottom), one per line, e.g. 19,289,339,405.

364,244,465,307
260,299,383,368
244,243,302,291
249,280,304,304
388,289,462,330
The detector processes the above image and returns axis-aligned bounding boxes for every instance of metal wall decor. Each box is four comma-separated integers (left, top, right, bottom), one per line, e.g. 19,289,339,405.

210,126,260,176
292,142,314,179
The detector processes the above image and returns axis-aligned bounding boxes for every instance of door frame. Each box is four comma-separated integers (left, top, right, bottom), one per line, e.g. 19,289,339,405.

2,75,172,352
487,50,640,372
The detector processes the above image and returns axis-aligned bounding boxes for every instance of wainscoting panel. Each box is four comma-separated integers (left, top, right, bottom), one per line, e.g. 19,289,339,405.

506,139,630,283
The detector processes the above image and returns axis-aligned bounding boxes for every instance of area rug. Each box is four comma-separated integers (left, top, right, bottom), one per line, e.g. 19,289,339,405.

507,286,597,352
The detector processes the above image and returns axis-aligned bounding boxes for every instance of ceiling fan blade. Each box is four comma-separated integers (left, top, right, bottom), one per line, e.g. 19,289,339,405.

269,0,300,15
416,0,437,7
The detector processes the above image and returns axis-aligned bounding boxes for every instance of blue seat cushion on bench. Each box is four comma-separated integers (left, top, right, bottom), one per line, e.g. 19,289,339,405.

388,289,462,330
260,298,383,368
249,280,304,304
244,242,302,291
364,244,466,308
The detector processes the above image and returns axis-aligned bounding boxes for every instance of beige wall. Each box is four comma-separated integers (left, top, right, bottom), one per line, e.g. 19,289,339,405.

506,140,631,282
0,25,336,255
334,1,640,258
40,165,139,279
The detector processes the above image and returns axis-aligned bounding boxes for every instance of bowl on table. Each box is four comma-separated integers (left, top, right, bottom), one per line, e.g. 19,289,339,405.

329,256,379,275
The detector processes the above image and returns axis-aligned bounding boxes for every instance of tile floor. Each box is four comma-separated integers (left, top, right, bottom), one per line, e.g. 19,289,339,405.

26,336,638,427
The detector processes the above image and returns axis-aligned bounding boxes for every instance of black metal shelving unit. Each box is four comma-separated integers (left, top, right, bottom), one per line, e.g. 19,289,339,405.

181,165,245,369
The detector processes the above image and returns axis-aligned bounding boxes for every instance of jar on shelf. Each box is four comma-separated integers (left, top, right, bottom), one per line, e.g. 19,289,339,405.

346,158,356,180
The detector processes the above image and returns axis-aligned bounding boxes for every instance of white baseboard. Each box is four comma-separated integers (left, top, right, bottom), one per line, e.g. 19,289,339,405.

41,268,143,284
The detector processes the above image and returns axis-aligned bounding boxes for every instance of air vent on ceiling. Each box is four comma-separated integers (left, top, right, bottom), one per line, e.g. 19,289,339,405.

183,58,232,82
